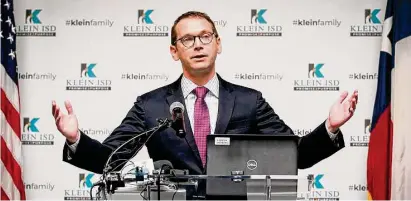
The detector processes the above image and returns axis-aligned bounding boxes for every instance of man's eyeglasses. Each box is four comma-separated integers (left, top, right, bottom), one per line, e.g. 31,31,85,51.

174,32,215,48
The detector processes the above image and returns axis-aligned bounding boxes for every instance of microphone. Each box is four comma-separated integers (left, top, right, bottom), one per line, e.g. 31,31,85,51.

170,102,186,138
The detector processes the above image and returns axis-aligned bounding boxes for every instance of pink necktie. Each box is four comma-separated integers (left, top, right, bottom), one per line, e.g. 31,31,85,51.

193,86,210,167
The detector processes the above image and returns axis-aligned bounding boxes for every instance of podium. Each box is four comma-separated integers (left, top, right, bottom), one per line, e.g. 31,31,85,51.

105,134,305,200
108,174,312,200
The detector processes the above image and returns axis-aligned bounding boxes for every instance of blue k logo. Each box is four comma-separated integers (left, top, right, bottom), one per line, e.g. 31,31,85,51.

79,173,94,188
25,9,42,24
23,117,39,132
313,174,324,189
251,9,267,24
365,9,381,24
138,9,154,24
308,63,324,78
81,63,96,78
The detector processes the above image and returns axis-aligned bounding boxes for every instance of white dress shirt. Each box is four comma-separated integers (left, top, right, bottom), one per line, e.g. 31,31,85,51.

181,73,219,134
67,73,339,153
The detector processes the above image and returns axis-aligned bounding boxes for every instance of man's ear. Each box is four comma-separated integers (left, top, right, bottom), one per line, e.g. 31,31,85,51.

216,37,222,54
170,45,180,61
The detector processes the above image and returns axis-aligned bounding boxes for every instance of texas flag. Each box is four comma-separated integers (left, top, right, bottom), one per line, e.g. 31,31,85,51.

367,0,411,200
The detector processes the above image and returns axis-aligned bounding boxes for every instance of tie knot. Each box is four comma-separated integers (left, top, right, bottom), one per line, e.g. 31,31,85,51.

194,87,208,99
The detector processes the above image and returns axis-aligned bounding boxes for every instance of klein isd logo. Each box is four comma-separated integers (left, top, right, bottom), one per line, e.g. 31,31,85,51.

80,63,96,78
66,63,112,91
21,117,54,145
138,10,154,24
236,9,282,37
308,63,324,78
26,9,41,24
64,173,96,200
298,174,340,200
79,173,95,189
309,174,324,190
251,9,267,24
350,9,383,37
293,63,340,91
123,9,169,37
17,9,57,37
365,9,381,24
350,119,371,147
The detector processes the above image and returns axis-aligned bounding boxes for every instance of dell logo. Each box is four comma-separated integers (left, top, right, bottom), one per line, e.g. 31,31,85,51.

247,160,257,170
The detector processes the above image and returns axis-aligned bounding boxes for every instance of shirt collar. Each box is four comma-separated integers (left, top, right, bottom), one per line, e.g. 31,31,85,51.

181,73,219,98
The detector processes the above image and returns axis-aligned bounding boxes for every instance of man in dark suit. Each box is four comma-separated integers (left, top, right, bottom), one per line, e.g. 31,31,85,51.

52,10,358,184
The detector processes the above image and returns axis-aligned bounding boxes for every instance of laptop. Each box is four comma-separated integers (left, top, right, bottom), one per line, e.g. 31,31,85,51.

205,134,299,199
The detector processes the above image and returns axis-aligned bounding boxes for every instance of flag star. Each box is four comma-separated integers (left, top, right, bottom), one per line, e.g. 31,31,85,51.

4,1,10,10
0,14,2,22
9,50,15,60
7,33,14,44
11,24,15,34
6,16,12,26
0,31,3,38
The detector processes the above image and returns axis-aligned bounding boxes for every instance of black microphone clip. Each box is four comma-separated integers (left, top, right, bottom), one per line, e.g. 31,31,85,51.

170,102,186,138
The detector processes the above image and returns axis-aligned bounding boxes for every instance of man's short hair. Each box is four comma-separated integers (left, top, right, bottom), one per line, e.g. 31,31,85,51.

171,11,219,45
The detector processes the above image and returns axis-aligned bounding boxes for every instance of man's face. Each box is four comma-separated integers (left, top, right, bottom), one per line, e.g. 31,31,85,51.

170,17,221,75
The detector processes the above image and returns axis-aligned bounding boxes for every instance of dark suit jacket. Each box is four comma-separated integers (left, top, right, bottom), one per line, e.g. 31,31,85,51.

63,74,345,175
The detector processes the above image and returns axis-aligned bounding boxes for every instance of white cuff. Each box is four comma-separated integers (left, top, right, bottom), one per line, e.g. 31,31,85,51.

66,130,81,153
325,119,340,141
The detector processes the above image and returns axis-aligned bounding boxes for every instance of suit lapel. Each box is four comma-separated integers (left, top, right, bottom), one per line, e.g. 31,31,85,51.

214,74,235,134
166,76,203,168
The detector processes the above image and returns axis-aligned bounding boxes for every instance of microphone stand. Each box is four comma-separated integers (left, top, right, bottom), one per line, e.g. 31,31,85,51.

157,172,161,201
101,118,173,195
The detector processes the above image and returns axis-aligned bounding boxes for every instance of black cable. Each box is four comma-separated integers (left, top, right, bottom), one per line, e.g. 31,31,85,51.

105,158,132,172
103,123,164,177
90,184,95,200
171,184,178,200
105,146,142,174
120,160,136,175
140,184,148,200
158,164,175,200
171,171,178,201
158,165,163,200
89,182,104,200
100,184,107,200
105,125,162,176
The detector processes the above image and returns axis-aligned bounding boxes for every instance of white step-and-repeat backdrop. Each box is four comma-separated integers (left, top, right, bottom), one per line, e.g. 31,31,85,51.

15,0,385,199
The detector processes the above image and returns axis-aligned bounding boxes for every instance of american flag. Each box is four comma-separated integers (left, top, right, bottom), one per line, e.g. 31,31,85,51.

1,0,26,200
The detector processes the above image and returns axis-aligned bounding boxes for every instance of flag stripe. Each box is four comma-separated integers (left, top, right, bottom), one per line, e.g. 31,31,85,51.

0,138,25,200
0,64,20,113
367,106,393,200
390,34,411,200
0,112,22,165
371,53,393,131
0,160,21,200
1,187,11,200
0,57,18,87
1,89,21,140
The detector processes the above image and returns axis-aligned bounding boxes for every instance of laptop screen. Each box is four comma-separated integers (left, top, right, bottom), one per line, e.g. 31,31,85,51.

205,134,299,198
